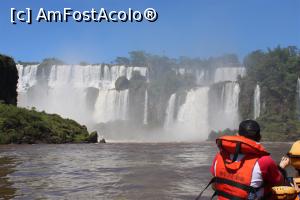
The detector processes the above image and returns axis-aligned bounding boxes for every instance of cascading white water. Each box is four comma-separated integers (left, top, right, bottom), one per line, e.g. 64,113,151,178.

17,64,147,125
213,67,245,83
164,65,245,140
297,78,300,119
175,87,209,140
163,81,241,140
254,84,261,119
195,70,205,85
18,62,246,141
176,67,245,85
223,82,240,112
47,65,147,89
17,64,38,92
219,82,240,129
93,89,129,123
164,93,176,129
143,90,148,125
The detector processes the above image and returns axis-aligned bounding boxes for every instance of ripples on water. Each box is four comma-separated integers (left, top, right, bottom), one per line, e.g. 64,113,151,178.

0,142,293,200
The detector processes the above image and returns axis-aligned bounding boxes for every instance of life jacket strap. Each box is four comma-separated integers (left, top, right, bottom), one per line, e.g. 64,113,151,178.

214,177,257,193
213,190,246,200
232,142,241,162
224,141,241,164
195,177,261,200
195,177,215,200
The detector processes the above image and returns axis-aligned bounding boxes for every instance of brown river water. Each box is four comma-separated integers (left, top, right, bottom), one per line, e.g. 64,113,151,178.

0,142,293,200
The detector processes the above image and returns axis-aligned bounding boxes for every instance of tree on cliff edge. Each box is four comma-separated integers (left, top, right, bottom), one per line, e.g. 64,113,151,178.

0,55,18,105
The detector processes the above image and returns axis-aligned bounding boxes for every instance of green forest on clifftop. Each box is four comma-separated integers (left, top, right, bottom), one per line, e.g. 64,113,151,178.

239,46,300,141
0,54,97,144
1,46,300,142
115,47,300,141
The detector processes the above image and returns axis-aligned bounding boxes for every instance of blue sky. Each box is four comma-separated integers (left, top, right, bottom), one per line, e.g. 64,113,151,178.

0,0,299,63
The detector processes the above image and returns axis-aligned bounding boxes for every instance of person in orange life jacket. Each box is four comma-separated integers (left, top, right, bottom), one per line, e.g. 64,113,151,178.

210,120,284,200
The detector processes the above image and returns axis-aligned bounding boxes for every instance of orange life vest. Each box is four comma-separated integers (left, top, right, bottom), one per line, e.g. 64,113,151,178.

213,135,269,200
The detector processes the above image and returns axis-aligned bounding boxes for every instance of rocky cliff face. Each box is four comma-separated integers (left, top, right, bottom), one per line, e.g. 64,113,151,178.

17,56,245,141
10,48,300,141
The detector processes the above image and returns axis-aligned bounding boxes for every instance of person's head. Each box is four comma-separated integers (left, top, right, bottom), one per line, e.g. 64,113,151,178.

238,120,261,142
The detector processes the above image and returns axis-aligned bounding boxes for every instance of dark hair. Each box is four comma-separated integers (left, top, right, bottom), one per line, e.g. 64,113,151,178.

239,120,261,142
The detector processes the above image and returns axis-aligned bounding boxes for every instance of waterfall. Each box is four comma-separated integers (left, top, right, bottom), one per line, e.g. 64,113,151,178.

297,78,300,119
221,82,240,129
195,70,205,85
16,64,38,92
164,67,245,140
176,67,245,85
93,89,129,123
164,93,177,129
165,82,241,140
223,82,240,114
213,67,245,83
254,84,261,119
175,87,209,140
18,62,246,140
17,64,147,125
143,90,148,125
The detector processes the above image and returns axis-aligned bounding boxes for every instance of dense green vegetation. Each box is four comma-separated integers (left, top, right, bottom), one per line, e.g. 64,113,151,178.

208,47,300,141
239,46,300,141
0,56,97,144
0,103,97,144
0,55,18,105
208,129,237,141
114,49,300,141
114,51,240,127
5,46,300,142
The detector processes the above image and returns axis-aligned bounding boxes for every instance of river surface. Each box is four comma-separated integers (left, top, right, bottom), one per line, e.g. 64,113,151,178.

0,142,293,200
